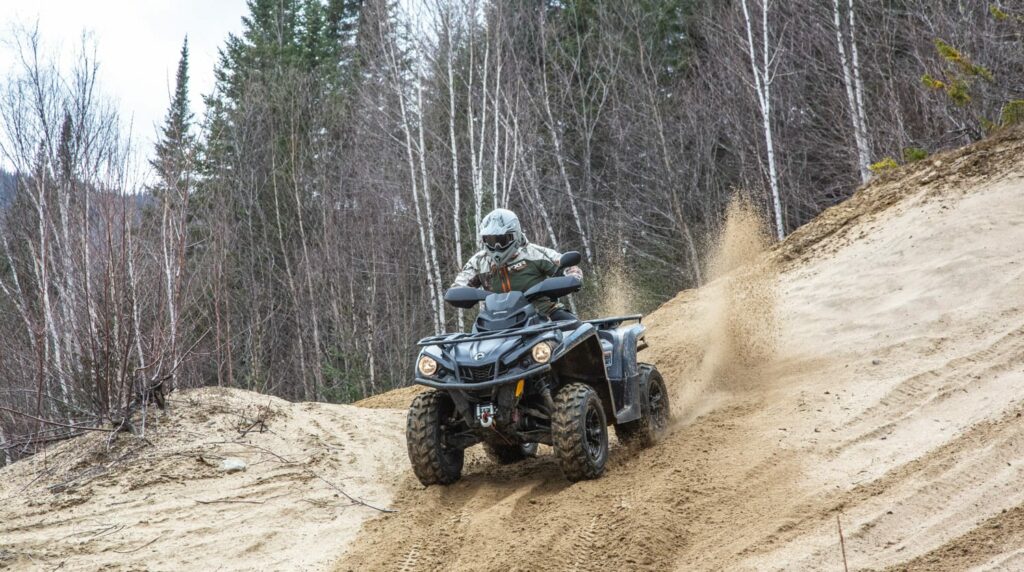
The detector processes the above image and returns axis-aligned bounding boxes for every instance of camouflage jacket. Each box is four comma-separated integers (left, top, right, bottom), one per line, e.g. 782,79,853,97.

452,243,583,315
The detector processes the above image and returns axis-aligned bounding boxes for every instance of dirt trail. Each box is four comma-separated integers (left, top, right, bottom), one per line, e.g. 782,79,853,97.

342,129,1024,571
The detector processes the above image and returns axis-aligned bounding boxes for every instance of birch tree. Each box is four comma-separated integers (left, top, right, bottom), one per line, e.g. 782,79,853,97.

466,0,489,233
740,0,785,240
441,4,465,328
539,8,593,264
833,0,872,183
379,8,444,333
415,78,446,330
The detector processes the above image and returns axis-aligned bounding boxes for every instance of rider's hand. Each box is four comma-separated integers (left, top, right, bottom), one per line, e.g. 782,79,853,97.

563,266,583,281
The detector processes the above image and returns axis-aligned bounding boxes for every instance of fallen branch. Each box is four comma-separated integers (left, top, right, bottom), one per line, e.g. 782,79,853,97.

837,513,849,572
1,431,85,452
238,418,266,437
0,405,113,433
202,439,395,513
193,497,265,505
225,441,294,464
113,533,163,554
58,523,123,541
306,469,396,514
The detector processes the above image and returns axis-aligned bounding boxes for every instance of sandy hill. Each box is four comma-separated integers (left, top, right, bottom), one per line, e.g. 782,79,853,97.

0,388,406,570
2,128,1023,571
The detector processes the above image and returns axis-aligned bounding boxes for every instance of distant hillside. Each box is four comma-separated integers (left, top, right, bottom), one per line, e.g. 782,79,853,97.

0,170,151,211
0,169,13,207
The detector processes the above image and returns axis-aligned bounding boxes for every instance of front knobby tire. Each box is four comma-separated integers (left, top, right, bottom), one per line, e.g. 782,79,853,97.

552,383,609,482
407,390,464,486
484,442,539,465
615,365,671,448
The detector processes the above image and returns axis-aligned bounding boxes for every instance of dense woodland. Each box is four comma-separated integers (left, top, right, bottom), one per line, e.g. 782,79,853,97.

1,0,1023,462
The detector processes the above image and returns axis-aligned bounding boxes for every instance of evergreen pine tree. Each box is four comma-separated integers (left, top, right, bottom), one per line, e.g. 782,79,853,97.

152,37,195,193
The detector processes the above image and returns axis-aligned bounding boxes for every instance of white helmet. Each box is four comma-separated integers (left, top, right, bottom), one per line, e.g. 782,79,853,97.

479,208,524,266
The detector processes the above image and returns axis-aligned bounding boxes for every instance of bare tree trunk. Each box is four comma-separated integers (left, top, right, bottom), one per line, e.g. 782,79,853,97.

541,85,592,263
0,427,10,466
490,22,503,211
380,14,442,333
270,153,311,399
289,119,324,400
55,178,82,388
416,80,447,328
498,98,520,209
524,153,558,250
636,29,703,285
160,185,179,388
539,11,592,263
466,2,490,232
740,0,785,240
29,178,68,406
833,0,871,183
445,13,465,330
365,264,378,395
125,208,148,383
848,0,871,169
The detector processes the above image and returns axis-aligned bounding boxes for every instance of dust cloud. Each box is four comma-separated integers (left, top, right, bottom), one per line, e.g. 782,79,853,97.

668,195,780,416
585,197,778,423
699,196,779,391
593,248,638,318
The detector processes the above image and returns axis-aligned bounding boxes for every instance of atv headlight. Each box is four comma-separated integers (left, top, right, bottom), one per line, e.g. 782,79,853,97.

418,355,438,376
531,342,553,364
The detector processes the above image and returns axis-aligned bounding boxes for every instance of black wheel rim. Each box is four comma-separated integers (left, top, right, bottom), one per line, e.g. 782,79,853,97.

584,404,605,461
649,378,669,432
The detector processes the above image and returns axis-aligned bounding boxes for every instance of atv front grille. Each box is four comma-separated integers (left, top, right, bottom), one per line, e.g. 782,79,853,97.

459,365,496,383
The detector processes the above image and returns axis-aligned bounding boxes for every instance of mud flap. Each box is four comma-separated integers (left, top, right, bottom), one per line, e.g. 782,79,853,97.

612,373,643,424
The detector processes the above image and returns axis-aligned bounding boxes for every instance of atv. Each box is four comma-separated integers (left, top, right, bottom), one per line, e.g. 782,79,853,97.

406,251,670,485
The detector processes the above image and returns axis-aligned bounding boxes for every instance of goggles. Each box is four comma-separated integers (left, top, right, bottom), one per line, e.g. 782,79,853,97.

483,233,515,250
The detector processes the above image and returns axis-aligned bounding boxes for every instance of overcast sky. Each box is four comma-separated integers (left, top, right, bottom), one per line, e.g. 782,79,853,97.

1,0,249,159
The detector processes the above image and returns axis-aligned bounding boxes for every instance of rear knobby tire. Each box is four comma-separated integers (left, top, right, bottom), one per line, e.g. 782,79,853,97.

407,390,464,486
484,442,539,465
614,365,671,448
552,383,608,482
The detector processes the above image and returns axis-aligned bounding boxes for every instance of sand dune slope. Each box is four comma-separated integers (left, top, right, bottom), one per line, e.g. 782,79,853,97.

342,130,1024,571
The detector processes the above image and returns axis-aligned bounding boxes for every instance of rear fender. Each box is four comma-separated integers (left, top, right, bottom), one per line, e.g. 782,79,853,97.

551,329,616,422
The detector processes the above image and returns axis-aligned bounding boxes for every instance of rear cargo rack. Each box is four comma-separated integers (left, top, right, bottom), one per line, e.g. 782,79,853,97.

584,315,642,329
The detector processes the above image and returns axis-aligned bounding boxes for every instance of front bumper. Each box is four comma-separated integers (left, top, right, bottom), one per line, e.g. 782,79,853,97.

414,364,551,390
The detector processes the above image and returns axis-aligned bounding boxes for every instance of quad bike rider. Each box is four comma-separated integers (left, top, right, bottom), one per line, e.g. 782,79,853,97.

452,208,584,323
406,208,670,485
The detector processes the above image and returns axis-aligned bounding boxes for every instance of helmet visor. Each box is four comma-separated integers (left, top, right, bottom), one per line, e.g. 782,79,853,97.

483,233,515,251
